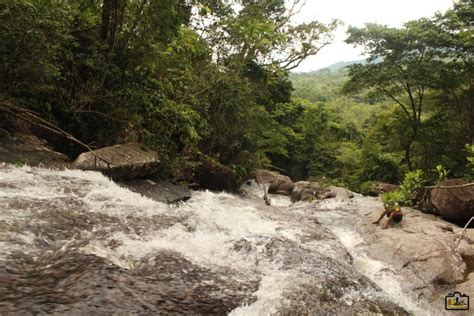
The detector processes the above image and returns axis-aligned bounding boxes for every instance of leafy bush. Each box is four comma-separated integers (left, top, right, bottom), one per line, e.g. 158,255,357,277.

382,169,424,206
465,144,474,181
434,165,450,183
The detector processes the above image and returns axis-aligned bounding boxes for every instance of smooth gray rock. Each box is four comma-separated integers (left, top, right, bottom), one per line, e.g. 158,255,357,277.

254,169,294,196
329,186,355,200
291,181,336,202
72,143,160,180
355,196,469,303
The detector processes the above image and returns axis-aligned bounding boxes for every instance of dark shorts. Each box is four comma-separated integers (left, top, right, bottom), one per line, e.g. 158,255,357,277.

387,212,403,223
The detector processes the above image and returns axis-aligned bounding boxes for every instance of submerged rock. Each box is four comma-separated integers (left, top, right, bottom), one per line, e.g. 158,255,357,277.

72,143,160,180
0,164,409,315
119,178,191,203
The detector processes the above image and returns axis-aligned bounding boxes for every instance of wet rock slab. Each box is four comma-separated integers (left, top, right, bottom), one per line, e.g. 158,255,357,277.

0,251,258,314
354,196,473,309
0,165,409,315
119,178,191,203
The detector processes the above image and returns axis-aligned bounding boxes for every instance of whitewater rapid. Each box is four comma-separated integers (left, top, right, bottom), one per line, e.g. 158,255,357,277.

0,164,430,314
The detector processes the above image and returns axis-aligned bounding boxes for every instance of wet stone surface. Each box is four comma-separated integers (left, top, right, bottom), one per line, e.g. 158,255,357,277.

0,164,410,315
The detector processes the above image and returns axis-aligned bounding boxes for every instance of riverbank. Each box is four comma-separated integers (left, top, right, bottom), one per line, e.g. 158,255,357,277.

341,196,472,315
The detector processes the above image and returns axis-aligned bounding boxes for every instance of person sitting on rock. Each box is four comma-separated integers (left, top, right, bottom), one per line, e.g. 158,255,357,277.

372,201,404,229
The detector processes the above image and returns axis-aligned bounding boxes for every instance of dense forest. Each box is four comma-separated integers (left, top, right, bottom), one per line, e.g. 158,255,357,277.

0,0,472,194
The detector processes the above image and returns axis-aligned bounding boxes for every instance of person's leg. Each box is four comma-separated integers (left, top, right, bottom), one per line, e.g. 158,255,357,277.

373,210,388,224
383,212,396,229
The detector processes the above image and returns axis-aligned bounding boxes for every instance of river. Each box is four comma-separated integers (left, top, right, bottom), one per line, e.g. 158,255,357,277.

0,164,442,314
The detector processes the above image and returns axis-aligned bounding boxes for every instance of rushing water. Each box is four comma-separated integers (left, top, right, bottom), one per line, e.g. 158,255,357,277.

1,164,420,314
309,199,444,316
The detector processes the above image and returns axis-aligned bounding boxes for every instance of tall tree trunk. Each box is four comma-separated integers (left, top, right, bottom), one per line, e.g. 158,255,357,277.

404,142,413,171
100,0,113,41
107,0,120,50
469,75,474,145
101,0,123,50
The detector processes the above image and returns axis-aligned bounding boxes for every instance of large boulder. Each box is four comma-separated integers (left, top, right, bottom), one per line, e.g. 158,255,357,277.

416,187,440,215
72,143,160,180
291,181,336,202
366,182,399,197
254,169,294,196
430,179,474,225
194,155,239,192
329,186,355,201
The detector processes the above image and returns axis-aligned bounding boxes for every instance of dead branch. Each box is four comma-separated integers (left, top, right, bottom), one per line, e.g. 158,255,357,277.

422,183,474,189
455,216,474,249
0,101,115,168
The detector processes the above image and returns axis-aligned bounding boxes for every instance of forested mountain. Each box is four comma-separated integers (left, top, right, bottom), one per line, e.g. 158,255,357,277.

290,0,473,192
0,0,472,195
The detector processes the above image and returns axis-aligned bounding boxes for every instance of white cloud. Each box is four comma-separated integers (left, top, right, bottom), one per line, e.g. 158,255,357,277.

292,0,454,72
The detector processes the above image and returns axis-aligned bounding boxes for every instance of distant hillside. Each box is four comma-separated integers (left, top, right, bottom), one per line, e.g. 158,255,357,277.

293,59,365,77
290,66,349,102
289,59,385,133
318,59,365,73
289,58,374,102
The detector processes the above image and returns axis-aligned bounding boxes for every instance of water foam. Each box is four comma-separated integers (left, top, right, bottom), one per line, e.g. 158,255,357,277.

312,199,436,316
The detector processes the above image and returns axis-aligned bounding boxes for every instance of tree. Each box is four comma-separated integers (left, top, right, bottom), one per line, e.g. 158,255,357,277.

193,0,338,71
344,20,443,170
430,0,473,144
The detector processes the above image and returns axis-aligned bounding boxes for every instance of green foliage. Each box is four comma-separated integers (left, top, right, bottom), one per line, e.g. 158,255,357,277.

399,170,424,201
358,140,403,184
381,190,406,207
359,181,376,195
434,165,450,183
383,169,424,206
0,0,339,184
1,0,471,191
465,144,474,181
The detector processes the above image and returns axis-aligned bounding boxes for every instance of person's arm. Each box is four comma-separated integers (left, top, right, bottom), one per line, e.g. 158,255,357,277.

383,212,397,229
372,210,388,224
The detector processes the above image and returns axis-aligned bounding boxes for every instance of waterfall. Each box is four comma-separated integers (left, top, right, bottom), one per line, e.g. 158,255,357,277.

0,164,434,314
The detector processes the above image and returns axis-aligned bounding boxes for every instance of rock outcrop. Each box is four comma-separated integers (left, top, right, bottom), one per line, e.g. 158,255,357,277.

366,182,399,197
429,179,474,225
355,196,470,303
329,186,355,201
254,169,294,196
0,133,70,169
72,143,160,180
291,181,336,202
194,155,239,192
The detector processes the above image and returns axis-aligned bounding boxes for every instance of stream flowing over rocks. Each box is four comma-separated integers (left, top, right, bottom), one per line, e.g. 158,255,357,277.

0,163,472,315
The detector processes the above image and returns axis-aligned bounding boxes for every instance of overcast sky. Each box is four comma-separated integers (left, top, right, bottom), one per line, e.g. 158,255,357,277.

293,0,455,72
